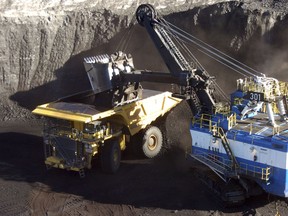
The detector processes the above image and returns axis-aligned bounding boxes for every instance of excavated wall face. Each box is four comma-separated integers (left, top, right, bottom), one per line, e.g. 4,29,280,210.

0,9,130,119
0,1,288,120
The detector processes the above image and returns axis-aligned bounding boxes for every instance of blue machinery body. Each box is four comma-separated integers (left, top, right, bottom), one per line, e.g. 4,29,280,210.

190,78,288,198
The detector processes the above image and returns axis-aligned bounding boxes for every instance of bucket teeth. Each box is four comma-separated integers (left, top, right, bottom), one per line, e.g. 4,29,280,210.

84,54,110,64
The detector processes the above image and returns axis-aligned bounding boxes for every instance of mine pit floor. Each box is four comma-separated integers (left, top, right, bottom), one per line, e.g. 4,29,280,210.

0,121,287,216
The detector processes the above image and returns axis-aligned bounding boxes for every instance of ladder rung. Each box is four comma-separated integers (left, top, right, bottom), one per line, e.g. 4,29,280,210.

158,25,191,71
79,169,85,178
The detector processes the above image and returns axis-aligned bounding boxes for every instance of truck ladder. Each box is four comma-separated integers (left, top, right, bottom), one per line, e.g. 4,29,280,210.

79,168,85,178
212,126,239,170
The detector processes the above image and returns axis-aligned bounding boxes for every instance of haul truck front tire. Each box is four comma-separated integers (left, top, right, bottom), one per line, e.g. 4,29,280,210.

101,139,121,174
142,126,163,158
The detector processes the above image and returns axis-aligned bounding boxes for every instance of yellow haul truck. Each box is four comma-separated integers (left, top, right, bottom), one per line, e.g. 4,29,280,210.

33,52,182,177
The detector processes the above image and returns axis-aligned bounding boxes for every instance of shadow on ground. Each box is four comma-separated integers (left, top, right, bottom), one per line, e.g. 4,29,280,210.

0,130,274,214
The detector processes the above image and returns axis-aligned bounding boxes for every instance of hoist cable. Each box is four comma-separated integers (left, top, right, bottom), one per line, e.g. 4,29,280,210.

198,49,248,78
161,20,263,77
122,25,136,52
158,18,229,101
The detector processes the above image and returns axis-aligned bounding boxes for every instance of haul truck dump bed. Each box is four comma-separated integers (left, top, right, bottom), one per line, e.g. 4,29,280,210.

33,90,181,177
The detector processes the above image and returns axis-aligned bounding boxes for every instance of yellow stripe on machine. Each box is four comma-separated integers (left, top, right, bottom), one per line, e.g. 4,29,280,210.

32,103,116,123
32,91,182,135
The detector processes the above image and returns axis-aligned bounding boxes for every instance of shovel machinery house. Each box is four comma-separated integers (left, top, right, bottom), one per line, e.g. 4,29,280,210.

33,3,288,205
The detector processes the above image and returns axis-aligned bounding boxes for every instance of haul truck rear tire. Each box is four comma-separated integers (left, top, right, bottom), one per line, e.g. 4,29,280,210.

142,126,163,158
101,139,121,174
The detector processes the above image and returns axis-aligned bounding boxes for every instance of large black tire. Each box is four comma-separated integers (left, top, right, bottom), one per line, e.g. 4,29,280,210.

101,139,121,174
142,126,163,158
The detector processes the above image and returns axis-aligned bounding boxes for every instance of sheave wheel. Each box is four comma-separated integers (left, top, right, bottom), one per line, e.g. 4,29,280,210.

101,139,121,174
142,126,163,158
136,4,157,26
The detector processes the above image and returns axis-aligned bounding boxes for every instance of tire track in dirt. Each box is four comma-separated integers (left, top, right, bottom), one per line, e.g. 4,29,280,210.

0,179,31,216
29,182,137,216
29,183,82,216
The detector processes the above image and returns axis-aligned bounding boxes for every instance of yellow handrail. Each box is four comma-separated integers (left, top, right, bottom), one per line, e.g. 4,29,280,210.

239,162,271,181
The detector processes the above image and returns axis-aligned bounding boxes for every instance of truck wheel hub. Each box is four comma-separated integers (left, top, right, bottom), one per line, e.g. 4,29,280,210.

148,135,157,150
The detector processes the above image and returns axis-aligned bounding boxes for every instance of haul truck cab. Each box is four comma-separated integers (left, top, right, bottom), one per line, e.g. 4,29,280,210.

33,90,181,177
